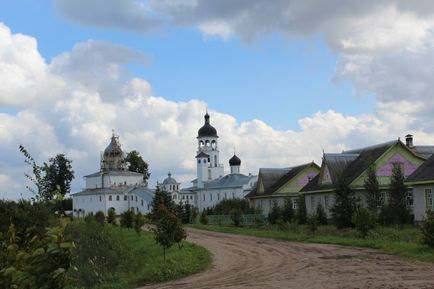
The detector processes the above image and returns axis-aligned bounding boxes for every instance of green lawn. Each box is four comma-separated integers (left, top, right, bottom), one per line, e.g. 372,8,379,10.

66,221,212,289
188,223,434,262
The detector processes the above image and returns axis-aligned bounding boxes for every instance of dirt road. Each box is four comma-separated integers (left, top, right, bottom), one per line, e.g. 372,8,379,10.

140,228,434,289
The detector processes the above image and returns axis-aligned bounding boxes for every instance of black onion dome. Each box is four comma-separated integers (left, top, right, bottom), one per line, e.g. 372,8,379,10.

198,113,218,138
229,154,241,166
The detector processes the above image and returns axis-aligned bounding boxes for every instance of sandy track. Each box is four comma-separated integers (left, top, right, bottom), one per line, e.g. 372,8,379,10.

139,228,434,289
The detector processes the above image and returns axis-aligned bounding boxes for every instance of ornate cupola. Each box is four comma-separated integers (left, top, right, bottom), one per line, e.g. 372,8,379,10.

229,154,241,174
101,131,126,171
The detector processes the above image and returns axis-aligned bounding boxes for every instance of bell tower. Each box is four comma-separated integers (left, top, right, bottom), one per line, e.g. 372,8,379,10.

196,112,224,182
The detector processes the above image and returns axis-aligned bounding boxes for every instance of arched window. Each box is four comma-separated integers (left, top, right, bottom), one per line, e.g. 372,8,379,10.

205,140,210,147
211,140,216,149
109,195,112,201
116,195,120,201
199,140,204,148
198,159,201,164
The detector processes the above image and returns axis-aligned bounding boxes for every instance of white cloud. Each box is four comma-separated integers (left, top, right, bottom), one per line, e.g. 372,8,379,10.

1,21,434,200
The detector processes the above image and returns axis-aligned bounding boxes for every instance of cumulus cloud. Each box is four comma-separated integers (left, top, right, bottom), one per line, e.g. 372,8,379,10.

1,21,434,200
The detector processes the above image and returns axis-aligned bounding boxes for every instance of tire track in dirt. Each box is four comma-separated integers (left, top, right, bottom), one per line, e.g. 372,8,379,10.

139,228,434,289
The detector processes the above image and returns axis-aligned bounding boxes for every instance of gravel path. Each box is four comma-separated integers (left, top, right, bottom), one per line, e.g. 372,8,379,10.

139,228,434,289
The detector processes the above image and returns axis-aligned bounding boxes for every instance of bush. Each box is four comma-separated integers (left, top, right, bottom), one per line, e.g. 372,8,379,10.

315,203,328,225
306,214,318,235
107,208,117,225
422,209,434,247
352,204,376,238
268,200,282,225
120,210,135,228
94,211,105,226
378,204,395,226
230,208,242,227
134,212,145,234
208,198,260,215
200,210,208,225
282,198,294,223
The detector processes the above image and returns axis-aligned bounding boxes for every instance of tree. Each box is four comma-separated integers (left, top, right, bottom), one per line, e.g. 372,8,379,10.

120,210,135,228
331,177,356,229
230,208,242,227
151,187,175,221
315,203,328,225
94,211,105,226
268,200,282,225
364,164,380,212
134,212,145,234
125,150,150,185
153,206,185,261
19,146,74,201
282,198,294,223
352,203,376,238
388,165,411,225
200,210,208,225
296,195,307,224
43,154,75,197
421,210,434,247
107,208,116,225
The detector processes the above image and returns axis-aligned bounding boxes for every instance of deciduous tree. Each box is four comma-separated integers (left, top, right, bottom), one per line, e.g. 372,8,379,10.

125,150,150,185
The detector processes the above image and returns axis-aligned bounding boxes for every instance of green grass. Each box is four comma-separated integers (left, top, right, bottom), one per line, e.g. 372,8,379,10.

188,223,434,262
66,221,212,289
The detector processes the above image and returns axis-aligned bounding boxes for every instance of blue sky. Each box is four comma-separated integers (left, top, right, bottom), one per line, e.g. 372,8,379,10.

1,0,433,198
0,0,374,130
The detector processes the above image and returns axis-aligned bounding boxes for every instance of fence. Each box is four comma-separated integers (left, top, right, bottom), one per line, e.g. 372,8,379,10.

206,214,265,226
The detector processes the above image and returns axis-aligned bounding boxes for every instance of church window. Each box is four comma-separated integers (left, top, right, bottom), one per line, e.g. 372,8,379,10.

203,194,205,201
198,159,201,164
109,195,112,201
141,200,144,206
131,195,134,200
208,157,210,163
232,192,235,199
147,204,150,210
205,140,210,147
211,140,216,149
190,195,193,200
135,196,138,202
124,181,127,185
224,192,227,199
208,169,211,180
214,155,217,167
99,196,102,202
217,193,220,201
116,195,120,201
124,195,127,201
210,193,212,201
170,185,172,191
182,195,185,199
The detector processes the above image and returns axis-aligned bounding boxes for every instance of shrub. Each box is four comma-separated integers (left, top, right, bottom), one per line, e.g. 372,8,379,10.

268,200,282,225
315,203,328,225
230,208,242,227
134,212,145,234
422,209,434,247
306,214,318,235
94,211,105,226
200,210,208,225
352,204,376,238
296,195,307,224
107,208,116,225
120,210,135,228
282,198,294,223
208,198,260,215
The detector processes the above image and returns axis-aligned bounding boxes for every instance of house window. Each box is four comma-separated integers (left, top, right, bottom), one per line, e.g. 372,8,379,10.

292,198,298,209
406,191,414,207
310,196,315,211
393,162,404,173
109,195,112,201
425,189,433,208
379,192,387,206
324,195,329,209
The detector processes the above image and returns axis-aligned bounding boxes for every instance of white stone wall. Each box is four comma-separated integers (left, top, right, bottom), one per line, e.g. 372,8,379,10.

412,185,434,222
73,192,152,217
85,174,143,189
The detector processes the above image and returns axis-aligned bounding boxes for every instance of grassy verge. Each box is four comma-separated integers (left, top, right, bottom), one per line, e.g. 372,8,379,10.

66,221,212,289
188,223,434,262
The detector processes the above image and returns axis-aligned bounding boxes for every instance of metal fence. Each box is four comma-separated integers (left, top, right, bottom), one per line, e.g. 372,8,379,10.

206,214,265,225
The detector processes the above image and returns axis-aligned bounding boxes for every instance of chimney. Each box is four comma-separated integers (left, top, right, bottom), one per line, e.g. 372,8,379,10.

405,134,414,148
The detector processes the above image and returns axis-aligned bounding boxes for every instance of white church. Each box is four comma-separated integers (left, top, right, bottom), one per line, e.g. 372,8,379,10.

72,132,155,217
178,112,257,211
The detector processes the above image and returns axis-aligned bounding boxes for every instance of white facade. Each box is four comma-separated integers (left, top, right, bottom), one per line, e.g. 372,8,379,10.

72,132,154,217
179,112,257,211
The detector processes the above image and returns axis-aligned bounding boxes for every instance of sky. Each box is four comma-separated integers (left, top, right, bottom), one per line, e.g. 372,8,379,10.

1,0,434,199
